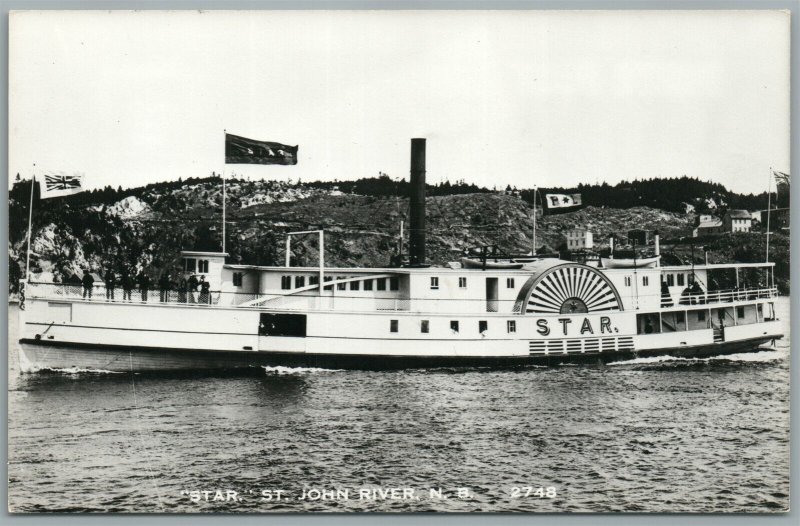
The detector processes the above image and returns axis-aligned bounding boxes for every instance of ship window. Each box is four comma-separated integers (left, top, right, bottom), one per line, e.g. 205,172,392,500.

323,276,333,290
390,319,398,333
479,320,488,333
459,277,467,288
737,306,745,319
377,278,387,291
637,313,661,335
389,277,399,291
364,279,373,291
757,303,763,319
624,276,631,287
259,313,306,337
280,276,292,290
183,258,197,272
667,274,675,287
450,320,459,333
643,276,649,286
698,310,706,322
350,280,360,291
309,276,319,285
198,260,209,274
295,276,305,288
688,273,695,285
430,277,439,290
677,274,685,286
421,320,430,333
507,320,516,333
233,272,243,287
337,279,346,291
507,278,515,288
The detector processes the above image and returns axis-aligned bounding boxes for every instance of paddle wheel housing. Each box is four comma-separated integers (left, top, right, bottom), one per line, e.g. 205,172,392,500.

514,262,623,314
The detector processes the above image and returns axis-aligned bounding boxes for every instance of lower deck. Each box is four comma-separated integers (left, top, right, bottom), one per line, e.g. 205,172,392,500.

18,293,784,371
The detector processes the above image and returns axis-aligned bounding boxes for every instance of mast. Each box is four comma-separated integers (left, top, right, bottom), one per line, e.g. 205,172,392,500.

222,171,226,254
222,129,227,255
532,187,537,255
765,167,772,263
25,174,35,280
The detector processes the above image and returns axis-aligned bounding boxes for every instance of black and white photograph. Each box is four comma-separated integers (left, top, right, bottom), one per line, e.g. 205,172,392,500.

6,9,792,513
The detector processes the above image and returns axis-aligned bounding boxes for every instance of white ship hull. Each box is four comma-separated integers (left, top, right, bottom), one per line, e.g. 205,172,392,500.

18,296,783,372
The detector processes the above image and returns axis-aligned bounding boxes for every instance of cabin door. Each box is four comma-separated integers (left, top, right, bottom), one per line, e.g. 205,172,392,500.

258,313,308,353
486,278,498,312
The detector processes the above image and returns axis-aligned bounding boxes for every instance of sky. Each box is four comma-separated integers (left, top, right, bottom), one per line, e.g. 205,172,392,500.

9,10,790,194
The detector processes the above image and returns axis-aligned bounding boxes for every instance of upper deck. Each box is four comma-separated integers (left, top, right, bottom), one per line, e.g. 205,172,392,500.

25,258,778,316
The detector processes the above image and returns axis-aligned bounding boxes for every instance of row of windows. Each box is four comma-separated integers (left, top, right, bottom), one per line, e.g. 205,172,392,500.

183,258,210,274
431,277,515,289
280,275,399,291
638,305,762,334
664,273,693,287
624,276,650,287
389,319,516,334
622,273,694,288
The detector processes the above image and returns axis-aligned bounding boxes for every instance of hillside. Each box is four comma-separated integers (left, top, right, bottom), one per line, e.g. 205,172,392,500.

8,177,789,293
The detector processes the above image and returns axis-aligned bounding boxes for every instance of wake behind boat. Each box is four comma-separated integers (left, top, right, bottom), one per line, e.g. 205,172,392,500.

17,139,784,372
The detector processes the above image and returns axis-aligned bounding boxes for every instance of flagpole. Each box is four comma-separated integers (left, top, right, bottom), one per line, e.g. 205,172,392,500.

222,129,227,254
222,171,226,254
25,172,35,280
532,187,537,256
766,167,772,263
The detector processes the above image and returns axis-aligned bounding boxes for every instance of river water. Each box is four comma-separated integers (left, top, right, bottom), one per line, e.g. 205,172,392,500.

7,299,790,513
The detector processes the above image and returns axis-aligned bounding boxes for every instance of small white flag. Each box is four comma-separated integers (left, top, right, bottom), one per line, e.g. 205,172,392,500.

41,172,84,199
545,193,582,209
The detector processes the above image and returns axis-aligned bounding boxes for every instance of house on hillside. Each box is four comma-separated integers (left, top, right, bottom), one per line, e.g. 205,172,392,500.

693,215,723,237
723,210,752,233
565,229,593,250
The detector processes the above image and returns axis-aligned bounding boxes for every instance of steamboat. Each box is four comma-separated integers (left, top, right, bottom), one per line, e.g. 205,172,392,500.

17,139,784,372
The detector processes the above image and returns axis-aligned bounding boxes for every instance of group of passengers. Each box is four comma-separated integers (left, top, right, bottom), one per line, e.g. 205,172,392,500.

81,267,212,304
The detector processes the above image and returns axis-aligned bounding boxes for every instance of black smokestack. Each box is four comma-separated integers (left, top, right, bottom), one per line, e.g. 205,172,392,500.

409,138,426,266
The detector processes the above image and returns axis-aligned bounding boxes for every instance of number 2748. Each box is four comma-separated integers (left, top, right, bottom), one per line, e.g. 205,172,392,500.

510,487,557,498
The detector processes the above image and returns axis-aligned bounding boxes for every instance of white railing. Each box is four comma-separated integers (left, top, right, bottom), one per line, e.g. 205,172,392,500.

24,282,414,311
661,287,778,306
25,282,779,313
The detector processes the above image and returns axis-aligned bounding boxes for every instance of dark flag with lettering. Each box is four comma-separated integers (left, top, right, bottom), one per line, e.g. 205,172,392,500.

225,133,298,165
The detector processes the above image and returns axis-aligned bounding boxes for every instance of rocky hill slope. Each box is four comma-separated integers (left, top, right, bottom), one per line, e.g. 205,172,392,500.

8,178,788,293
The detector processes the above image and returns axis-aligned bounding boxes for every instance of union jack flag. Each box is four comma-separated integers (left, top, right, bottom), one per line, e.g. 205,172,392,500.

41,173,84,199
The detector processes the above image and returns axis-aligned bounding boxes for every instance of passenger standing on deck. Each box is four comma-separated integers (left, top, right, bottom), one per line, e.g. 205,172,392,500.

122,270,134,302
199,276,210,304
138,271,151,302
104,267,117,301
660,281,673,307
177,275,187,303
159,272,171,302
81,269,94,299
187,273,199,303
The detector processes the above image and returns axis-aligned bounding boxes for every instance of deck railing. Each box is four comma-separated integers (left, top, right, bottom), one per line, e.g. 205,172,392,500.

661,287,778,307
24,282,779,313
